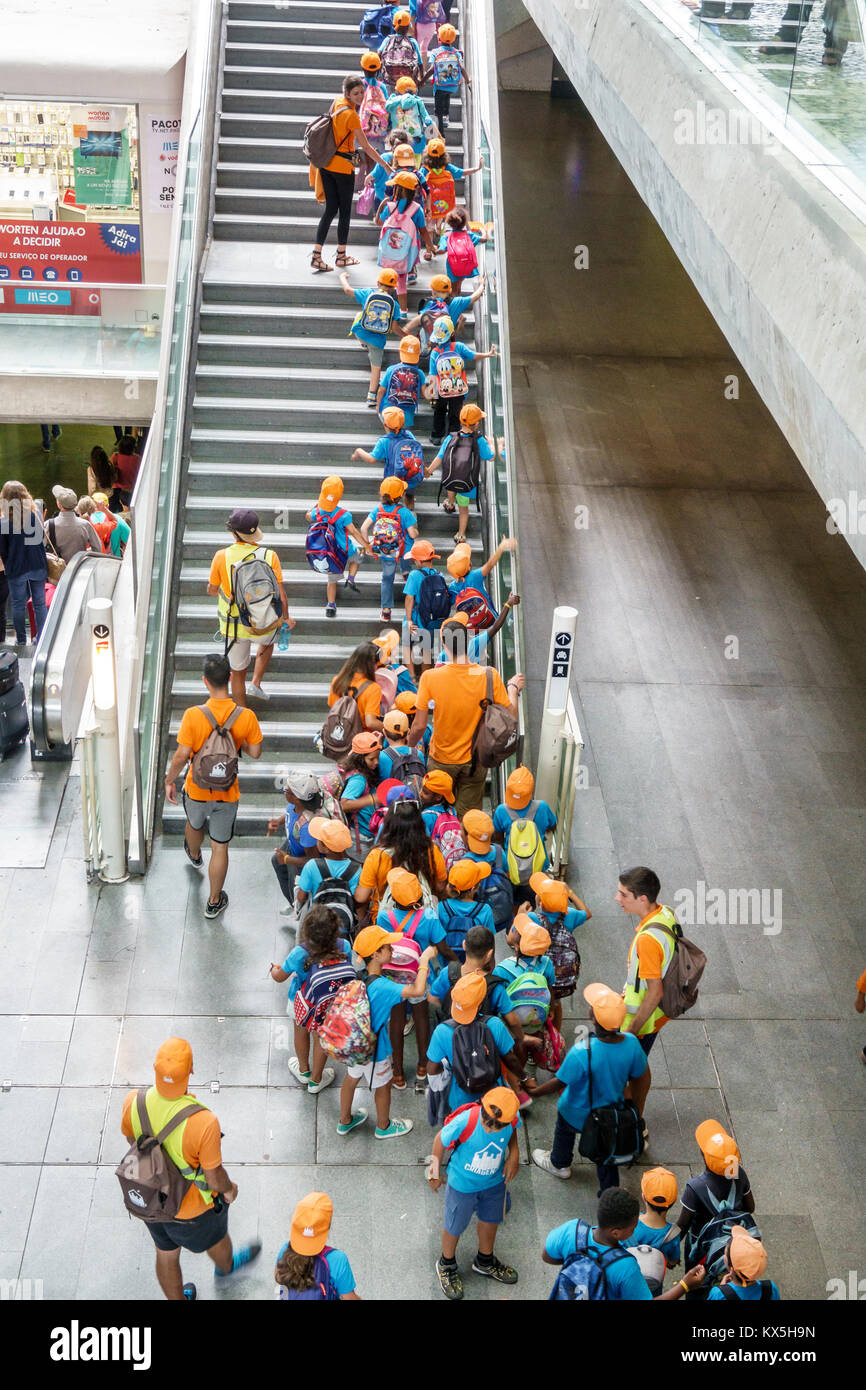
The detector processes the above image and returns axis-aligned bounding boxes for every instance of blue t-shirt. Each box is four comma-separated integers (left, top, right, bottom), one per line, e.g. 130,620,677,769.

440,1106,521,1193
427,1014,514,1109
429,965,512,1019
275,1244,356,1297
366,503,417,549
379,363,427,414
403,564,443,631
284,806,317,856
544,1222,652,1300
351,287,404,348
707,1281,780,1301
438,229,483,280
447,566,490,604
379,741,426,778
371,428,423,479
296,857,361,897
427,44,464,91
418,294,472,345
553,1034,647,1131
528,906,588,937
376,903,444,951
493,797,557,870
632,1219,682,1265
342,771,376,837
366,974,407,1061
281,937,352,1002
308,504,351,554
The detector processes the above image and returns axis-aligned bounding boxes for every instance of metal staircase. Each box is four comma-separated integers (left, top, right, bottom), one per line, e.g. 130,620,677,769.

163,0,472,837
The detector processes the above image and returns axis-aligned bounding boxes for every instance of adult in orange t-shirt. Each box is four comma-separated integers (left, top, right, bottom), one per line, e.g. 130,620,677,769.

310,74,393,273
408,617,524,817
121,1037,260,1300
164,653,263,919
615,865,678,1122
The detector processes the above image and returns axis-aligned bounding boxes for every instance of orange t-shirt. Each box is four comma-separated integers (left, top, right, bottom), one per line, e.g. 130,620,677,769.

359,843,446,918
121,1090,222,1220
415,663,510,765
324,99,362,175
178,696,262,803
328,671,383,726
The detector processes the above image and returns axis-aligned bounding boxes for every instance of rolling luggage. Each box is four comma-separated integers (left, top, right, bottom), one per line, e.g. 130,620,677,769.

0,680,29,757
0,649,19,696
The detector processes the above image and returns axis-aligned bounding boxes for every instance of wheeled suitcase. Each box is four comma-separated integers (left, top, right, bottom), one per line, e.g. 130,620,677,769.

0,649,19,697
0,681,29,757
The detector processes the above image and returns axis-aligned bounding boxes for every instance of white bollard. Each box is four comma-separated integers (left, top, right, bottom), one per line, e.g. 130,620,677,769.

535,606,578,808
88,597,128,884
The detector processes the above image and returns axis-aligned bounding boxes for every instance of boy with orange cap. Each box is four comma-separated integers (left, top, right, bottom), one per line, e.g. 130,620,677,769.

426,401,495,543
439,857,495,959
677,1120,755,1244
376,334,428,427
462,808,514,932
352,406,426,508
403,537,450,669
706,1226,780,1301
632,1167,683,1273
446,536,515,621
493,763,557,908
425,316,497,450
429,1085,521,1298
305,475,371,618
378,8,423,89
423,21,469,132
426,969,527,1113
360,475,419,621
275,1191,360,1300
528,870,591,1029
405,271,487,359
339,265,406,406
397,689,433,754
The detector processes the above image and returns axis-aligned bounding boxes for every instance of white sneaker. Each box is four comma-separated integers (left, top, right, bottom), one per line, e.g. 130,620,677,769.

247,683,269,700
532,1148,572,1179
288,1057,312,1087
307,1068,336,1094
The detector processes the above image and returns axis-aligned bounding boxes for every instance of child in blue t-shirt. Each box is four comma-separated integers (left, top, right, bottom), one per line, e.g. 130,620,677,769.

361,475,418,622
339,267,405,406
419,138,483,236
632,1168,683,1290
438,206,487,294
269,905,353,1094
351,406,426,510
305,474,370,618
377,335,427,429
275,1192,359,1300
438,858,496,960
492,763,557,907
375,866,450,1091
526,871,591,1031
424,23,470,130
426,401,495,544
379,707,427,781
403,537,448,666
446,534,516,616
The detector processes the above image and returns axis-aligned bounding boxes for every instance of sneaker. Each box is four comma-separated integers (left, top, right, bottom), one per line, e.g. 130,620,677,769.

214,1242,262,1278
403,1014,415,1037
204,891,228,919
307,1067,335,1094
344,575,360,592
325,602,337,618
337,1109,368,1135
532,1148,572,1179
247,683,269,700
471,1255,518,1284
374,1117,413,1140
430,434,444,447
380,607,391,622
183,840,203,868
517,1090,533,1112
42,444,51,453
279,904,298,918
435,1257,463,1300
183,1283,197,1301
288,1056,312,1086
53,428,62,441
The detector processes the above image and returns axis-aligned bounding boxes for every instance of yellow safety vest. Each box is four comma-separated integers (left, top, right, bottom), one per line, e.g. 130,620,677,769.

216,542,279,642
130,1086,215,1208
623,906,677,1036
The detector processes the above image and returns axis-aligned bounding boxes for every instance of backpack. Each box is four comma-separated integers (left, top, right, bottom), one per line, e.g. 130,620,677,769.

440,901,487,956
359,290,397,337
438,434,480,502
440,961,498,1020
277,1249,336,1302
385,365,421,409
473,846,514,930
472,668,520,770
383,745,426,797
115,1089,204,1223
417,0,445,23
414,569,451,627
433,350,469,400
294,954,358,1030
426,169,456,220
317,977,377,1066
303,101,354,169
546,911,581,996
370,505,406,559
377,202,420,275
381,33,420,86
360,3,395,45
385,432,425,486
430,808,464,870
448,1017,502,1094
420,296,450,346
395,98,424,140
720,1282,774,1302
228,547,282,640
306,507,349,575
379,906,424,983
535,1018,567,1072
446,228,478,278
493,957,550,1032
454,585,497,631
505,816,546,884
360,81,388,140
309,859,357,938
684,1178,761,1288
190,704,242,792
316,768,348,824
92,510,119,554
319,679,375,761
378,870,435,917
576,1037,644,1166
432,47,461,87
549,1221,631,1301
652,919,707,1020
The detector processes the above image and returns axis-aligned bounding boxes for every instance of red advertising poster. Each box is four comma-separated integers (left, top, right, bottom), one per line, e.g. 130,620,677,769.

0,220,142,285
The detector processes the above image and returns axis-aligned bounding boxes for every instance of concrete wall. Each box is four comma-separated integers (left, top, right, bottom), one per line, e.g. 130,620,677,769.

517,0,866,571
495,0,553,91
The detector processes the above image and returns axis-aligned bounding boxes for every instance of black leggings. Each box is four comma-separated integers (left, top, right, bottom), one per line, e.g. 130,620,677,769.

434,90,452,125
316,168,355,247
432,396,462,438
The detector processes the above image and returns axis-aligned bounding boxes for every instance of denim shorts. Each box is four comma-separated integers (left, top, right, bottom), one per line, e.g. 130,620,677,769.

147,1198,229,1253
443,1180,509,1236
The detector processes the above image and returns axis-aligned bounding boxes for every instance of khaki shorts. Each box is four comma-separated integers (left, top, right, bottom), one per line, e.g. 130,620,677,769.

346,1055,393,1089
226,631,276,672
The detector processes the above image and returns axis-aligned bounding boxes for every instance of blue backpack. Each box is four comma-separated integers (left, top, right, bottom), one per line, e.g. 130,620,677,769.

384,431,425,486
277,1249,337,1301
414,568,451,627
440,901,488,956
473,846,514,931
549,1221,630,1301
360,4,394,46
306,507,349,575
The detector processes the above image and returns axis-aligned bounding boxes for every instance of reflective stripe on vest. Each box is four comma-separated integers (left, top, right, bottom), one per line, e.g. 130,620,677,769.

623,906,677,1035
131,1086,215,1204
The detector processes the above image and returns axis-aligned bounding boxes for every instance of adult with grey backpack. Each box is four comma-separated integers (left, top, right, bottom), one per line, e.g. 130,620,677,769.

306,73,394,274
117,1036,261,1301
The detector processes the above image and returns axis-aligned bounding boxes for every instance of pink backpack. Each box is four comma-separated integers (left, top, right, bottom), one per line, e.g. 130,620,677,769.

378,203,420,275
447,228,478,278
379,907,424,983
432,809,464,870
360,81,388,140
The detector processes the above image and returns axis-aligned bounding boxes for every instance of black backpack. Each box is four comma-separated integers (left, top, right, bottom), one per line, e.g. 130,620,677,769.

448,1018,501,1093
309,859,356,939
415,570,451,628
437,434,482,511
441,962,497,1020
384,746,426,794
576,1037,644,1167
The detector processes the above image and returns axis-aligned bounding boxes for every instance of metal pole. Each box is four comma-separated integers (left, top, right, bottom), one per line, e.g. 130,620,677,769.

87,597,129,884
535,606,578,806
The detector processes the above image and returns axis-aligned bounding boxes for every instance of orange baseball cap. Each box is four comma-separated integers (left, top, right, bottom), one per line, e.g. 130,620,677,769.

482,1087,519,1124
381,405,405,431
153,1038,193,1100
441,613,468,635
513,915,551,956
360,50,382,71
395,77,417,94
318,474,344,509
380,475,407,499
290,1191,334,1255
422,769,454,802
449,858,491,892
446,544,472,578
393,8,412,27
378,267,399,288
393,143,417,167
351,731,383,754
695,1120,741,1177
388,170,418,191
459,403,485,428
583,982,627,1031
409,539,440,562
383,708,409,736
505,764,534,810
386,866,423,907
450,970,487,1023
395,691,418,717
438,22,457,43
373,628,400,660
463,809,493,853
353,924,402,959
728,1226,768,1281
308,816,353,854
399,334,421,363
529,872,568,913
426,137,446,158
430,273,452,294
641,1167,679,1210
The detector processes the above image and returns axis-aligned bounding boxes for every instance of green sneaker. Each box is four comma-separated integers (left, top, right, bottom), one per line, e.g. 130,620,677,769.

436,1257,464,1300
374,1117,413,1139
471,1255,518,1284
337,1109,367,1135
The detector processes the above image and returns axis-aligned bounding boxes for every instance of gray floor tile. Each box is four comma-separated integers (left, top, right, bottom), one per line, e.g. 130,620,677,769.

44,1087,111,1164
0,1087,58,1163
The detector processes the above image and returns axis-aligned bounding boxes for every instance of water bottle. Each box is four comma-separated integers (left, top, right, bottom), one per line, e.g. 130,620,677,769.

277,622,291,652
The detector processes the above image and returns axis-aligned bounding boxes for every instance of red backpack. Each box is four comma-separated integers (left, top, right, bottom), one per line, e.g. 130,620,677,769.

447,228,478,278
426,169,456,219
443,1101,519,1145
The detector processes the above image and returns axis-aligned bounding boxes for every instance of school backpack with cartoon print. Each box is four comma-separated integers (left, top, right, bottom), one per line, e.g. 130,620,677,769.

360,81,388,140
545,911,581,996
359,290,397,337
448,1018,502,1094
381,33,420,86
434,350,469,400
385,432,425,486
385,365,422,410
294,954,358,1030
536,1018,567,1072
446,228,478,278
395,98,424,141
420,296,450,347
414,569,451,627
319,679,375,761
277,1248,337,1302
316,768,348,825
228,547,282,640
505,811,547,885
378,202,420,276
317,977,377,1066
473,845,514,931
306,507,349,575
432,48,461,88
493,957,551,1032
379,906,424,983
426,169,456,219
549,1221,631,1302
454,586,497,631
370,505,405,559
430,807,464,871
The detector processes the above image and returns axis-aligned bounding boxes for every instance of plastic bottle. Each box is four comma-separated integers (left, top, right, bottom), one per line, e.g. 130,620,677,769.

277,622,291,652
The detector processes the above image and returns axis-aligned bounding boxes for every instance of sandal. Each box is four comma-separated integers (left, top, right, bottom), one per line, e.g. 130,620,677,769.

822,49,843,66
414,1067,428,1093
335,252,359,267
442,500,456,515
311,251,333,273
392,1072,407,1091
453,531,466,545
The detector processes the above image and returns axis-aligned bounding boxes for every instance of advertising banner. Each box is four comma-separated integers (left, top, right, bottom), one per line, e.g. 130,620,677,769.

142,113,181,214
70,105,132,207
0,285,101,316
0,221,142,283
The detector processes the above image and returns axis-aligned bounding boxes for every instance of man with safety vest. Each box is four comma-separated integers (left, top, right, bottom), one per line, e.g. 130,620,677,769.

207,507,292,706
616,865,678,1126
120,1037,260,1300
